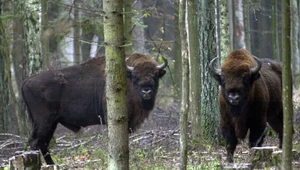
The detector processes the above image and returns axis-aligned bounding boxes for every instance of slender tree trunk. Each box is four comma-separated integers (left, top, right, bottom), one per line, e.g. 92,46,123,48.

243,0,251,51
272,0,280,61
292,0,300,88
188,0,202,143
179,0,188,169
73,1,81,63
132,0,145,53
219,0,230,60
232,0,245,49
124,0,132,53
0,2,10,132
281,0,293,169
199,0,221,145
103,0,129,169
173,0,182,97
41,0,50,69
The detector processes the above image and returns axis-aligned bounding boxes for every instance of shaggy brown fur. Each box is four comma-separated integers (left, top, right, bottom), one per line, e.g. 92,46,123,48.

21,53,167,165
210,49,283,162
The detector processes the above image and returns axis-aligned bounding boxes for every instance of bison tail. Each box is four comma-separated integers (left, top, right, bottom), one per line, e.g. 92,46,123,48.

21,78,34,124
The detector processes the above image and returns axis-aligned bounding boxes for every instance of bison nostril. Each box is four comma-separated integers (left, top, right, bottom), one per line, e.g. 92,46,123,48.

142,88,152,94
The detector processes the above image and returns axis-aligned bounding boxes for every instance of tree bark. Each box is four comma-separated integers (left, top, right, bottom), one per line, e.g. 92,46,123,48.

281,0,293,169
73,1,81,63
188,0,202,143
103,0,129,169
199,0,222,145
179,0,188,169
0,1,10,132
272,0,280,61
173,0,182,97
124,0,132,53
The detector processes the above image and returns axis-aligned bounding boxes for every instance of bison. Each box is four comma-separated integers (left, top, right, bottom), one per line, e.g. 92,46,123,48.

209,49,283,162
21,53,168,165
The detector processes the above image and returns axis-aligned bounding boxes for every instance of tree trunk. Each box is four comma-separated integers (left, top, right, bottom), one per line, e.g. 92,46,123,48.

243,0,251,51
232,0,245,49
188,0,202,143
292,0,300,89
199,0,222,145
103,0,129,169
173,0,182,97
124,0,132,53
272,0,280,61
0,1,10,132
281,0,293,169
132,0,145,53
41,0,50,69
73,1,81,63
219,0,230,60
179,0,188,169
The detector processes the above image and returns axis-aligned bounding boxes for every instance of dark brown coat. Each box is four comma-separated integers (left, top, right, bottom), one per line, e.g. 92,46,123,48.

21,53,167,164
210,49,283,162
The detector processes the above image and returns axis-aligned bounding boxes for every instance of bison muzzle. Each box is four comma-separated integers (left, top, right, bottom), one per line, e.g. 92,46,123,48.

209,49,283,162
21,53,168,165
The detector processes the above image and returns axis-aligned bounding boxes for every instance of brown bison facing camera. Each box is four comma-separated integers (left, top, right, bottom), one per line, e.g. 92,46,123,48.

21,53,168,165
209,49,283,162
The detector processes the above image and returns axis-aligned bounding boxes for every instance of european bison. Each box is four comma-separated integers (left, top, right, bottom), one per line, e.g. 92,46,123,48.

209,49,283,162
21,53,168,165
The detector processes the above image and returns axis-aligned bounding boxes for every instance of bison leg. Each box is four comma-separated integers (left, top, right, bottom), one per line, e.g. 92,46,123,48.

29,122,58,165
268,116,283,148
221,126,238,163
249,125,268,148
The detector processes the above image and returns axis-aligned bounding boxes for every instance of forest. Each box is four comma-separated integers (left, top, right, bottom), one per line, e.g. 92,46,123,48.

0,0,300,169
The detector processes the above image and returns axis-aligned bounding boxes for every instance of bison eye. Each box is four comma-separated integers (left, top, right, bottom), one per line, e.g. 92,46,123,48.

220,76,225,87
243,76,250,85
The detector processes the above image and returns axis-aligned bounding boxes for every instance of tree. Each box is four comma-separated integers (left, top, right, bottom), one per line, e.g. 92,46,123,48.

188,0,202,143
219,0,230,60
73,1,81,63
243,0,251,51
124,0,132,53
0,0,10,132
179,0,189,169
198,0,221,145
229,0,245,49
291,0,300,88
103,0,129,169
272,0,280,61
41,0,50,69
281,0,293,169
173,0,182,95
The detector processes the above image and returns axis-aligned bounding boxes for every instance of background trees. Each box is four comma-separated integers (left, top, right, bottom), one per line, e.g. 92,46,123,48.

0,0,298,169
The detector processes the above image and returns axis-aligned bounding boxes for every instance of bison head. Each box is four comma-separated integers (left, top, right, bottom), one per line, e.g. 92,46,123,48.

209,50,261,116
126,54,167,109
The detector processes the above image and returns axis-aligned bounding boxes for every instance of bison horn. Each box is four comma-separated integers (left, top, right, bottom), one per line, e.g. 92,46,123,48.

156,56,168,70
126,57,134,72
250,55,262,74
209,57,221,76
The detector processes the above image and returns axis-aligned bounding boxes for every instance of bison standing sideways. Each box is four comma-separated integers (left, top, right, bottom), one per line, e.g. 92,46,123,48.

21,53,168,165
209,49,283,162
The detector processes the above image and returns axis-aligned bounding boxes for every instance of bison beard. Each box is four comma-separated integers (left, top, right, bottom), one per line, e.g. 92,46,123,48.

21,53,167,165
210,49,283,163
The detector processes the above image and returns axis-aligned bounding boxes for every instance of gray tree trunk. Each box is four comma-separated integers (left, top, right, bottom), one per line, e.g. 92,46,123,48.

73,1,81,63
199,0,222,145
272,0,280,61
132,0,145,53
219,0,230,60
173,0,182,97
124,0,132,53
281,0,293,169
179,0,188,169
292,0,300,89
188,0,202,143
0,1,10,132
103,0,129,169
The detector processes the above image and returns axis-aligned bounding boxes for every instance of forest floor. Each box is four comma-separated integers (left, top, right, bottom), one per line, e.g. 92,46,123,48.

1,91,300,169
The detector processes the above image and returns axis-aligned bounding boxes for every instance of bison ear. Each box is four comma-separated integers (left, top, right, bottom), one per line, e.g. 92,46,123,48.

159,70,166,78
251,72,261,82
126,71,132,79
212,74,222,84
